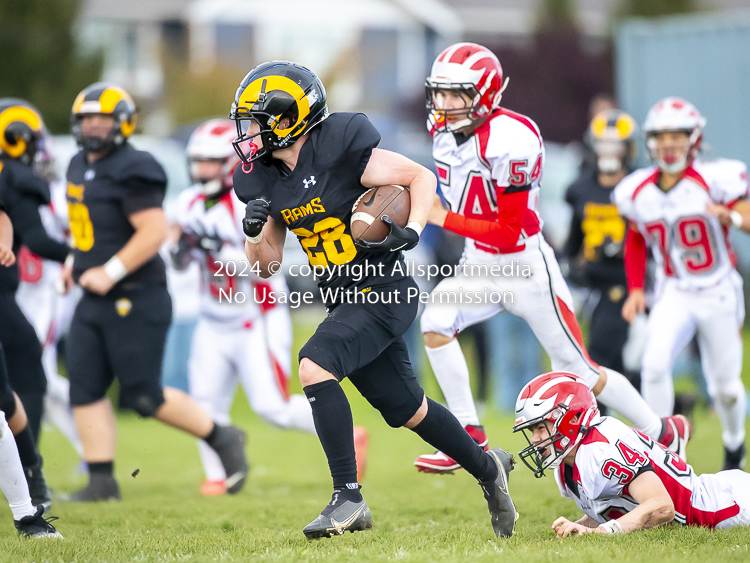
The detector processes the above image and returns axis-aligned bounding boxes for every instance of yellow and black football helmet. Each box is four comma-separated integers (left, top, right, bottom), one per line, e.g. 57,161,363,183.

0,98,45,165
71,82,136,153
230,61,328,164
588,110,638,174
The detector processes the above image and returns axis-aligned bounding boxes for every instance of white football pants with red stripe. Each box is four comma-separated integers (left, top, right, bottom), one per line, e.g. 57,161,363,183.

642,272,746,450
421,234,661,437
188,316,316,482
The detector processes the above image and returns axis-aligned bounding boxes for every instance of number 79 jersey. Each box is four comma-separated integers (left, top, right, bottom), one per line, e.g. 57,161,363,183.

613,159,749,290
431,108,544,258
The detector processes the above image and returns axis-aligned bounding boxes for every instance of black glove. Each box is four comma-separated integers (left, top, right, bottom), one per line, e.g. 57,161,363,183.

170,231,197,270
356,215,420,253
242,199,271,238
195,233,224,254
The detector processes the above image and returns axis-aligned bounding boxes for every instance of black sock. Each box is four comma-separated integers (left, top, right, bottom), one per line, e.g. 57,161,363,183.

303,380,360,494
89,461,114,476
411,398,497,482
203,423,219,446
13,425,40,468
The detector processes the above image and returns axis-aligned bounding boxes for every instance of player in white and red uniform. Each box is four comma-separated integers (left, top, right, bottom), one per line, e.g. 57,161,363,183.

15,135,83,458
514,372,750,536
172,119,318,495
614,97,749,471
414,42,687,474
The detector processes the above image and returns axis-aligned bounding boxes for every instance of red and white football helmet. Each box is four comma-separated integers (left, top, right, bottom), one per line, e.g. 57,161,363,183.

186,118,240,197
513,372,600,478
643,97,706,173
426,42,509,133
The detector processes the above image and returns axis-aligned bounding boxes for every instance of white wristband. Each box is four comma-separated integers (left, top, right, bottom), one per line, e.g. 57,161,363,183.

598,520,624,534
64,253,75,269
406,221,423,237
246,232,263,244
103,256,128,283
730,210,743,229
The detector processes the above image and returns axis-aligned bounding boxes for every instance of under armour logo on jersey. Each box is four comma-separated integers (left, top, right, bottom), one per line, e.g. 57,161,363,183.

303,176,316,189
84,169,95,181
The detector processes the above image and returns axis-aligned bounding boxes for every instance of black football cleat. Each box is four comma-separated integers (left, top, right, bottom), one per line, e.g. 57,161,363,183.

70,473,121,502
478,446,518,537
210,425,249,494
723,443,746,471
24,459,52,511
303,490,372,539
15,506,63,538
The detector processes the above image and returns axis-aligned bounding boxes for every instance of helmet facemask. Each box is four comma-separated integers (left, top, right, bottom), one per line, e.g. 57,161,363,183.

647,130,695,174
188,158,228,198
515,404,576,478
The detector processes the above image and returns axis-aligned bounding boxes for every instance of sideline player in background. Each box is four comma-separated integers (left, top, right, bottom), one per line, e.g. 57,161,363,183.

0,99,68,509
614,97,749,471
233,61,516,539
415,43,688,475
0,205,62,538
513,372,750,535
15,132,83,459
172,118,319,496
58,83,248,501
563,110,639,386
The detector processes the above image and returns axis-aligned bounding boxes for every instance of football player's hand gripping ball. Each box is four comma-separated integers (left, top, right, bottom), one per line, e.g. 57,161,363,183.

242,199,271,238
356,215,419,253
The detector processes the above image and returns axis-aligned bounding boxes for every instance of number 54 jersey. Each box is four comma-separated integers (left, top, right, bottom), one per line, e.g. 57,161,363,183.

556,416,745,528
613,159,749,290
430,108,544,259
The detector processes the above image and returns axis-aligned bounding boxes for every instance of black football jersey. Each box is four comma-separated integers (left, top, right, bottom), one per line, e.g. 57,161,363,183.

0,157,68,292
233,112,408,297
66,142,167,288
564,167,628,287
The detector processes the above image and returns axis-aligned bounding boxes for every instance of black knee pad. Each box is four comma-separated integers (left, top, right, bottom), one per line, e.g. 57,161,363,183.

366,390,424,428
122,388,165,417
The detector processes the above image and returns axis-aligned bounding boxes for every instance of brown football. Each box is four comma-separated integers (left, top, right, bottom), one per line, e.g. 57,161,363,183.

350,185,411,244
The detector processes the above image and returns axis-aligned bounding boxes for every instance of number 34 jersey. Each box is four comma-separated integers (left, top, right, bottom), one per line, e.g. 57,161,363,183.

233,112,407,293
613,159,749,290
555,416,741,528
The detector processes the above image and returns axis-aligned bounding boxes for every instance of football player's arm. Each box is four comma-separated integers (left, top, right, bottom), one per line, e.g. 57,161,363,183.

8,195,69,262
360,148,436,229
244,215,285,278
0,208,15,267
621,223,647,323
431,186,526,251
600,471,674,533
78,207,168,295
706,198,750,234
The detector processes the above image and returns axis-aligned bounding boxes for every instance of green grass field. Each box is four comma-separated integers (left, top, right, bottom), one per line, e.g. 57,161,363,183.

1,309,749,562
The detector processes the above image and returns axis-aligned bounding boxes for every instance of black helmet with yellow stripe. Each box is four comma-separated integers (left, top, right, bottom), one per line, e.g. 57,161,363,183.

230,61,328,164
71,82,136,153
588,110,638,174
0,98,45,165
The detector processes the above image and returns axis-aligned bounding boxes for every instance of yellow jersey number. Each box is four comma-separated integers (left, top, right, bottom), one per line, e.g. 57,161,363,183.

291,217,357,267
68,202,95,251
581,203,625,261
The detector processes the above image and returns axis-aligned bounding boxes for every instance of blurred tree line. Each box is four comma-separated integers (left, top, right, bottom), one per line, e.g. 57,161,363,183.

0,0,102,134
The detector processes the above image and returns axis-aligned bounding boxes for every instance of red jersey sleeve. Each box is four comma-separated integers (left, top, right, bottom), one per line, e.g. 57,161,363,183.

624,222,647,291
443,189,526,251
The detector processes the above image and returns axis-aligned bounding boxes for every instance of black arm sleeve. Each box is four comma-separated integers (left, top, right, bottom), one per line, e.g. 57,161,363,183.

343,113,381,180
121,179,166,216
9,195,69,262
564,212,585,259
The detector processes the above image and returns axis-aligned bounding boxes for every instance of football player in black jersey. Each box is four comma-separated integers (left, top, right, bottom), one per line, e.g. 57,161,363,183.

231,61,516,539
564,110,638,383
0,99,68,509
0,204,62,537
58,83,248,502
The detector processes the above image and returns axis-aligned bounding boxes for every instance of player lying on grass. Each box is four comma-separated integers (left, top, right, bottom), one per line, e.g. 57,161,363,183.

513,371,750,537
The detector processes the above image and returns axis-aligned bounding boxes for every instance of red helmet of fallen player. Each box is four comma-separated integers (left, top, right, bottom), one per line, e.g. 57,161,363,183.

513,372,600,478
426,42,509,132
